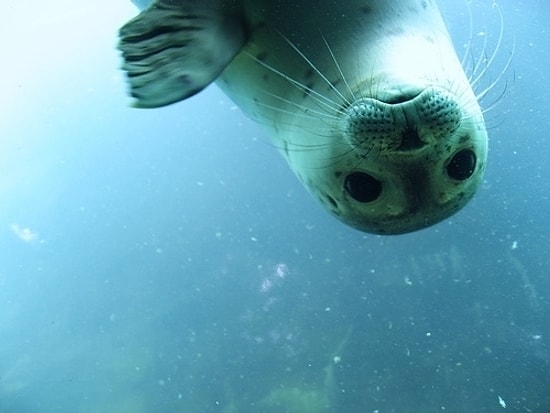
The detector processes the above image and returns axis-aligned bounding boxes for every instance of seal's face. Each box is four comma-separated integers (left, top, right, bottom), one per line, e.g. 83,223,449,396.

316,86,487,235
119,0,488,235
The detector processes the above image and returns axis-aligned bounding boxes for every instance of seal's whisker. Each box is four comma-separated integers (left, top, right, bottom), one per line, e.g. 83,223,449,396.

278,31,352,107
323,144,378,171
321,34,357,102
230,94,338,143
251,89,346,135
466,28,490,83
475,42,514,104
431,57,478,123
459,1,513,118
453,75,484,117
245,51,343,113
460,1,475,69
269,140,330,153
249,112,334,141
260,136,340,157
243,116,337,152
270,130,348,154
479,77,510,115
470,3,505,90
246,96,338,132
293,143,363,170
259,91,340,121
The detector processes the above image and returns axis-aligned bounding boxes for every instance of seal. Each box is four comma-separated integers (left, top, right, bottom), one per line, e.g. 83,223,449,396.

118,0,488,234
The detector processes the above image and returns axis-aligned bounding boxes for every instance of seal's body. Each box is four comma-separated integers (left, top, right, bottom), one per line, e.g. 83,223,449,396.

119,0,487,234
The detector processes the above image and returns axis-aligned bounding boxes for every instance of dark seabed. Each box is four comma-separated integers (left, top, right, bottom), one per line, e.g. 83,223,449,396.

1,1,549,412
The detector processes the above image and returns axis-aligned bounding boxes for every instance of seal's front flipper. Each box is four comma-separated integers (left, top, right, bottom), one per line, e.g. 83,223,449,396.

118,0,247,108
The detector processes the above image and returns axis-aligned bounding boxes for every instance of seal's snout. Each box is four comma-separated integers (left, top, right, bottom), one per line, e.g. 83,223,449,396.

343,87,462,153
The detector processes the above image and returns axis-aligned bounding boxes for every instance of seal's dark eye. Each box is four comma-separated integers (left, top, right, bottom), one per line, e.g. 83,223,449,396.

447,149,476,181
344,172,382,203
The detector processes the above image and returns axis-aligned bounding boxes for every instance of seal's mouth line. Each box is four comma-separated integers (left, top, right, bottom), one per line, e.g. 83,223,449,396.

372,85,453,105
350,83,425,106
377,89,422,104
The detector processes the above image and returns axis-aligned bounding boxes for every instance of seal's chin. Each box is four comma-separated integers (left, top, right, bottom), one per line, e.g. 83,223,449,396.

334,160,481,235
341,187,477,235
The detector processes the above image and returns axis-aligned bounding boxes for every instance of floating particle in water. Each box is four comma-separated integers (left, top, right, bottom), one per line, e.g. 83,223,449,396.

274,263,289,278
